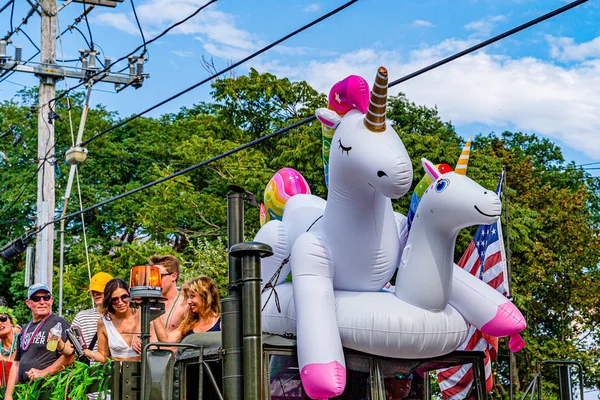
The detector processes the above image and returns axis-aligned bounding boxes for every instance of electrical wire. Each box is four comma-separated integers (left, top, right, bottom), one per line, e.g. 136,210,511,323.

6,0,591,245
0,157,44,222
0,0,14,15
81,2,94,51
130,0,147,56
2,1,39,41
48,0,218,109
16,27,40,52
8,0,14,33
77,0,358,148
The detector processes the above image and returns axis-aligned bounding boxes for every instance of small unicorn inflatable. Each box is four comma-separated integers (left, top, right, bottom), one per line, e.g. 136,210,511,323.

257,67,526,399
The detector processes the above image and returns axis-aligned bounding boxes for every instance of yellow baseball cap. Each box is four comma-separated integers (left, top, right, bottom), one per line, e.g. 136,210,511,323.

88,272,113,294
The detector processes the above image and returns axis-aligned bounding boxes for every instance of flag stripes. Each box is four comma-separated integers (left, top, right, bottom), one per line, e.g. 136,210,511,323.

437,171,506,399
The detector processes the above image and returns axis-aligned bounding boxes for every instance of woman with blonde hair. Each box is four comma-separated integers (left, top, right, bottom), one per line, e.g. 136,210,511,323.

152,276,221,343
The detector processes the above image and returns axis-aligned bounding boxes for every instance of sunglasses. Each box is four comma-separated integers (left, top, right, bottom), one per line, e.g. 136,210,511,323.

0,315,10,323
110,294,129,305
395,373,413,380
160,272,174,278
30,294,52,302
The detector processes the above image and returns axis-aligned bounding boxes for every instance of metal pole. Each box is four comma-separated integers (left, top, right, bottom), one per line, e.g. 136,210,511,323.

58,85,93,313
222,191,245,400
230,242,273,400
58,219,65,316
504,166,517,400
140,299,149,400
35,0,57,289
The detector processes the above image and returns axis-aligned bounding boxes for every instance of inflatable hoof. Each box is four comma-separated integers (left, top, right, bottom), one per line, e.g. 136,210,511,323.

509,333,526,352
301,361,346,399
481,300,526,336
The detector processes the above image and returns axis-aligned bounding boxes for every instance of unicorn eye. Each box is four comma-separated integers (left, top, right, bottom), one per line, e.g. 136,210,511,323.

435,179,449,192
338,139,352,155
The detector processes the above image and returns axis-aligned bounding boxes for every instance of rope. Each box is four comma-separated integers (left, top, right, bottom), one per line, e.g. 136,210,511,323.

260,215,323,312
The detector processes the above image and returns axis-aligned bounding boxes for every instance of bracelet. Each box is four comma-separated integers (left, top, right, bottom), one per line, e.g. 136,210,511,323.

88,351,96,362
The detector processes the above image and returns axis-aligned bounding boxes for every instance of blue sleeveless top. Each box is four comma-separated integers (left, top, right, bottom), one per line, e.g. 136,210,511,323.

184,316,221,337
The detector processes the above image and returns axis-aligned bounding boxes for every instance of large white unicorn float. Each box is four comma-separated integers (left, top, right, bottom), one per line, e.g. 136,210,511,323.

256,67,526,399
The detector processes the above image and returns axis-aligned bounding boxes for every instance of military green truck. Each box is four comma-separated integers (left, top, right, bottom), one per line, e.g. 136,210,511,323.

106,190,490,400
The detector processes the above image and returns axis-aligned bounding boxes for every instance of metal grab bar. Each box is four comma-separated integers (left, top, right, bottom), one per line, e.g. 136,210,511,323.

144,342,224,400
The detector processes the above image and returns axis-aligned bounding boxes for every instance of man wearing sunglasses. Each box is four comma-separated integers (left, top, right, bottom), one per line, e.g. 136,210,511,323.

150,255,187,335
4,283,72,400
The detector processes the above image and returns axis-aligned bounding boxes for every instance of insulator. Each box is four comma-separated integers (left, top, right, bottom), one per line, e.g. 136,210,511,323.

0,40,6,59
104,56,111,71
128,57,136,76
15,46,22,62
88,52,97,70
136,59,144,76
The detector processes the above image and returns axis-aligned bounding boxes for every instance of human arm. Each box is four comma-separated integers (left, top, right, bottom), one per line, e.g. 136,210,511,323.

151,318,183,343
83,318,110,364
25,354,74,380
4,360,19,400
57,337,75,357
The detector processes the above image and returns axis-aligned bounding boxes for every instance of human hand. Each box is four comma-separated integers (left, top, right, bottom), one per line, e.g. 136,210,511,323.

25,368,47,381
132,337,142,354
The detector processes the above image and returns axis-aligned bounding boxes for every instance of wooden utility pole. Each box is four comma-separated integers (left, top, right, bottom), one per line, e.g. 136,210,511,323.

36,0,57,289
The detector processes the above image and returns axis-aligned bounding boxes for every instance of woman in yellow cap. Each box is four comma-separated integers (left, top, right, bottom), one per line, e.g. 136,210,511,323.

70,272,113,354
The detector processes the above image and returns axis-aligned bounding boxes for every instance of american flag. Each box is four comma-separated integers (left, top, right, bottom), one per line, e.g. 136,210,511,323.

437,172,508,400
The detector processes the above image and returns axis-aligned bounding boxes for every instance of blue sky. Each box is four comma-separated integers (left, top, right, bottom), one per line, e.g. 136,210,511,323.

1,0,600,170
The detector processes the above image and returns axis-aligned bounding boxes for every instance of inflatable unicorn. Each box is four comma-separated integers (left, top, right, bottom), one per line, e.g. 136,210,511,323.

257,67,526,399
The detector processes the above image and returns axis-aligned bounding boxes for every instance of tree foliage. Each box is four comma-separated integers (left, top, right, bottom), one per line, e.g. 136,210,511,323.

0,70,598,397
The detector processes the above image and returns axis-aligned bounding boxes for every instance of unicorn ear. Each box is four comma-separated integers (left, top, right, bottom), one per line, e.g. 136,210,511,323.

421,158,440,181
316,108,341,129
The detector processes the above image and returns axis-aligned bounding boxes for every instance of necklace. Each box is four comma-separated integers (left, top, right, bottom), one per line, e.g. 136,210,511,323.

0,334,16,357
21,313,52,352
164,291,181,329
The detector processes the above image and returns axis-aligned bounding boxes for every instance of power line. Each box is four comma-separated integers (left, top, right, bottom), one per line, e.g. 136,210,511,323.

0,0,14,15
49,0,218,110
77,0,358,148
388,0,588,87
16,27,40,52
2,1,39,41
8,0,14,33
81,2,95,51
6,0,590,246
130,0,147,56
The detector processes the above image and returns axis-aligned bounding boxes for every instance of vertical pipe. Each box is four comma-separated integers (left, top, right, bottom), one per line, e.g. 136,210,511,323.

222,191,245,400
140,298,151,400
230,242,273,400
58,219,65,316
503,166,516,400
557,365,573,400
423,371,431,400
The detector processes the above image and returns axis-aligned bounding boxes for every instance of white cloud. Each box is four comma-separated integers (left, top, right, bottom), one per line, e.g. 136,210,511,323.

93,1,275,61
172,50,195,57
304,4,321,13
201,42,251,60
464,15,507,37
251,40,600,160
410,19,435,28
547,35,600,62
94,12,140,35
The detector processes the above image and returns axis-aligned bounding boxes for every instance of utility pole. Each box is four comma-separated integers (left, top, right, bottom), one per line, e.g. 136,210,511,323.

36,0,57,289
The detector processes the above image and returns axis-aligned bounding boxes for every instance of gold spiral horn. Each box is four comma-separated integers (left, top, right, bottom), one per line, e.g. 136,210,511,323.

364,66,388,133
454,137,472,175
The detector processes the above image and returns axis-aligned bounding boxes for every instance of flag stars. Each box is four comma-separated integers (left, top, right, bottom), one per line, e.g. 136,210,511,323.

335,92,341,104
